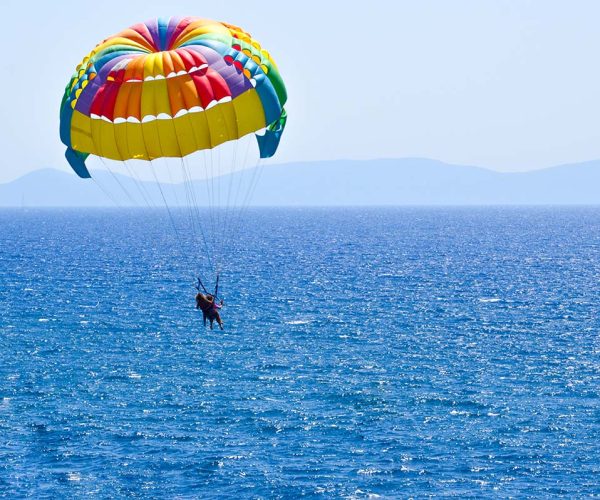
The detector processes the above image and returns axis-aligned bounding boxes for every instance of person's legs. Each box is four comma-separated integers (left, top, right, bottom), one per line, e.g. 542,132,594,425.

215,312,223,330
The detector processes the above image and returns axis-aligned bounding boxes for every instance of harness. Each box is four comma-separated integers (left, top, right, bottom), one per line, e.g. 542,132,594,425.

195,274,221,301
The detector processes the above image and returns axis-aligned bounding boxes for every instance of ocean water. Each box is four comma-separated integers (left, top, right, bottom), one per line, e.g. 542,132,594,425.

0,207,599,497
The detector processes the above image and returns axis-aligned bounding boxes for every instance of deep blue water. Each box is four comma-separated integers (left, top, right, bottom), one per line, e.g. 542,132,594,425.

1,207,599,497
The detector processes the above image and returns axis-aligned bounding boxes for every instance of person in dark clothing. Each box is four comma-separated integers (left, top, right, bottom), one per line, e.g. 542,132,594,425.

196,292,224,330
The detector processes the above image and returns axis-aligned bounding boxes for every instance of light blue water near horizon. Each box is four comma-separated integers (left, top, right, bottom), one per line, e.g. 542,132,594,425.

0,207,599,497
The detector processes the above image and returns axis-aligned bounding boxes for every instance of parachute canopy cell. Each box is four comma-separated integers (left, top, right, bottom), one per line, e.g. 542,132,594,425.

60,17,287,178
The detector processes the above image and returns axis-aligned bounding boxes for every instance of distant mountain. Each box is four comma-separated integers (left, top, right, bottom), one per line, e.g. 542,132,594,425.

1,158,599,207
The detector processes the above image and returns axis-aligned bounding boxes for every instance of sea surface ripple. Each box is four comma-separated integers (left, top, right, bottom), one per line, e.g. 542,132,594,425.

0,207,599,497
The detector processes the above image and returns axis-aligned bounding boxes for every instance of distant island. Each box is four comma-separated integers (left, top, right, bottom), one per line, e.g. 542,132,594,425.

1,158,599,206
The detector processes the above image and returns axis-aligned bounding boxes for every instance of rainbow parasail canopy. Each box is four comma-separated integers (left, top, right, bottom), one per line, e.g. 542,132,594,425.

60,17,287,178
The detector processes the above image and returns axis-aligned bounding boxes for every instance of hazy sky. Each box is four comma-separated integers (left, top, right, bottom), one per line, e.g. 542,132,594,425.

1,0,600,182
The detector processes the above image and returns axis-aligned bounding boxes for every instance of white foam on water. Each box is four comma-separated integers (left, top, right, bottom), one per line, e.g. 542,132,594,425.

357,468,381,475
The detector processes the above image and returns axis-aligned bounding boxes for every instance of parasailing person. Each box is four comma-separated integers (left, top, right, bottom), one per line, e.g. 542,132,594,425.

59,16,288,323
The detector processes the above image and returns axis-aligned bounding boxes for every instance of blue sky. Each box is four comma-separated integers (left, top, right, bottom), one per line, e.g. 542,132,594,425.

2,0,600,182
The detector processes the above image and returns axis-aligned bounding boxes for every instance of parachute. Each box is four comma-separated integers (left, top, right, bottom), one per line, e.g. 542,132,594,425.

59,17,287,283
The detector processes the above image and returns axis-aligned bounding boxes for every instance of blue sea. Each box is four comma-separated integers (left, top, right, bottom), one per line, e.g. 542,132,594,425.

1,207,599,497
